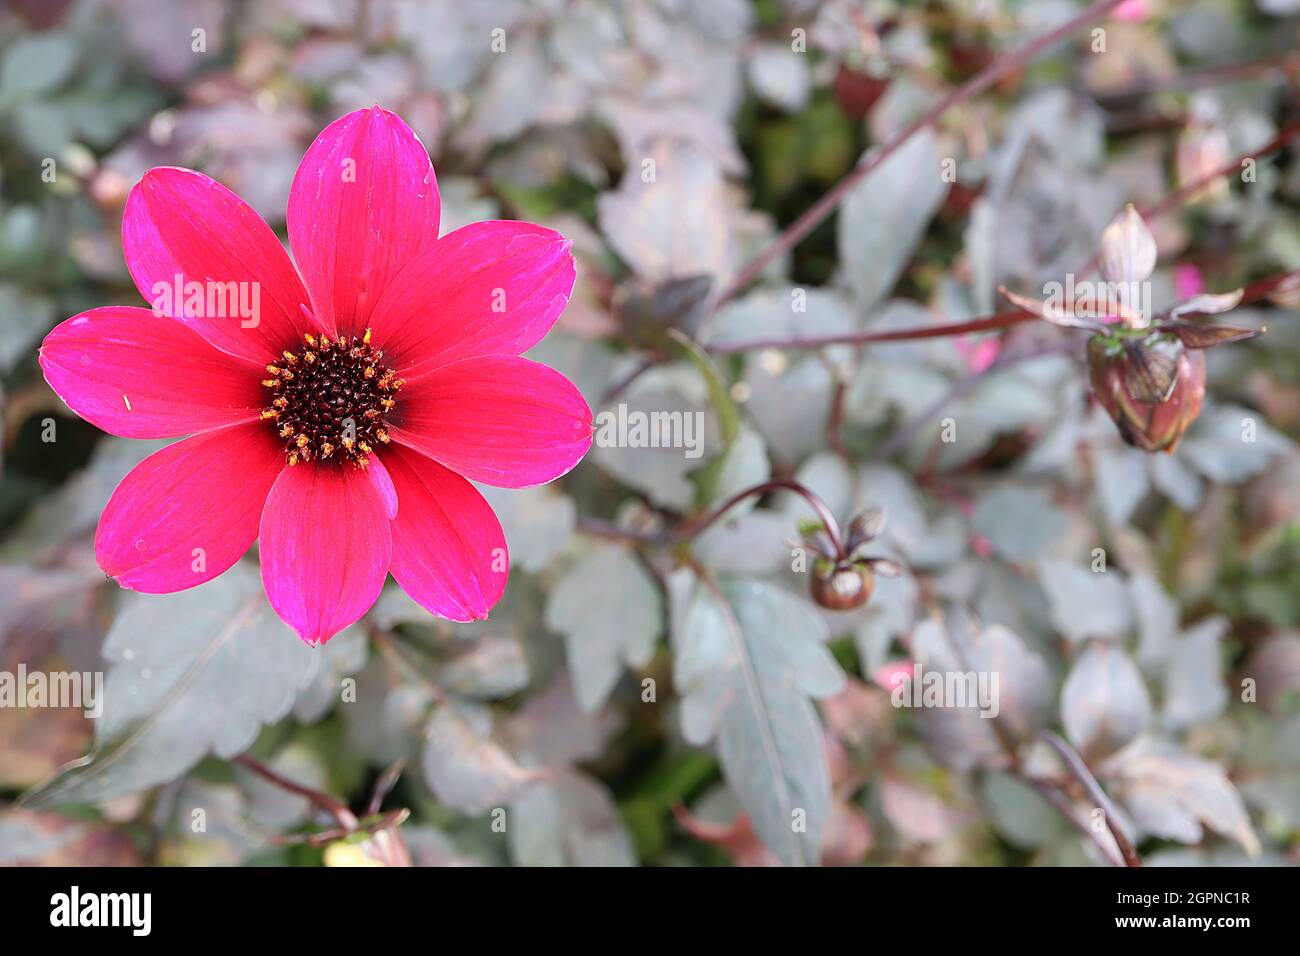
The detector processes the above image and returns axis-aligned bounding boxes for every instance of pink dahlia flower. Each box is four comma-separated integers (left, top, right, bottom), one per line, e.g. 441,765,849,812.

40,107,592,644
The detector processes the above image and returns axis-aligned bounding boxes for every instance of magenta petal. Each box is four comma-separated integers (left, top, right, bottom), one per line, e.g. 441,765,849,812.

259,463,393,645
367,454,399,519
366,220,575,377
288,107,440,341
390,355,593,488
95,422,284,592
123,167,322,362
384,444,507,622
40,307,262,438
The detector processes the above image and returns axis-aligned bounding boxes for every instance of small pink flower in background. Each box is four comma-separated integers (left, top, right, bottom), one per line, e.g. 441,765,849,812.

1174,263,1205,301
953,334,1000,374
1112,0,1151,22
40,107,592,645
872,660,914,692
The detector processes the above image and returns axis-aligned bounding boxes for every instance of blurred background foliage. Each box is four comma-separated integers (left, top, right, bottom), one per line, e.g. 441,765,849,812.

1,0,1300,867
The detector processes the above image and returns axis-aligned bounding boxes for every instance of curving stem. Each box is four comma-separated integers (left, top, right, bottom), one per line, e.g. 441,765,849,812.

682,478,848,559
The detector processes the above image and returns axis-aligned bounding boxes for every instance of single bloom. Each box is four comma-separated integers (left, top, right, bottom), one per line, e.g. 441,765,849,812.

1000,205,1261,453
40,107,592,644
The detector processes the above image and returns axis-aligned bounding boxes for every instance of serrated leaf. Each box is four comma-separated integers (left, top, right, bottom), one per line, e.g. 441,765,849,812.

705,287,857,462
597,141,735,281
545,542,662,712
1161,617,1228,730
1060,642,1152,761
1180,404,1292,484
21,565,321,806
509,770,636,866
1094,445,1151,526
981,772,1069,850
838,129,949,311
439,636,530,700
589,368,720,511
1103,737,1260,857
0,283,54,375
420,702,543,814
669,571,844,866
0,32,78,97
694,509,794,577
971,483,1067,562
1038,560,1132,642
1128,572,1179,672
3,437,170,559
292,627,368,723
475,484,575,574
910,617,1053,771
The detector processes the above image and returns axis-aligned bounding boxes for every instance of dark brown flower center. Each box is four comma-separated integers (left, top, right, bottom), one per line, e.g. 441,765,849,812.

260,329,401,468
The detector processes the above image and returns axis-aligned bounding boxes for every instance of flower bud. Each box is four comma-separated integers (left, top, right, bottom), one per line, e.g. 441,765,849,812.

811,559,874,611
1087,333,1205,453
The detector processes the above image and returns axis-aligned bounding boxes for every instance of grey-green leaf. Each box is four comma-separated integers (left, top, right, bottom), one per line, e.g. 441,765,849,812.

545,542,663,712
1,32,78,97
1038,560,1133,642
22,565,321,806
838,129,949,311
420,702,543,814
669,571,844,866
1060,642,1152,761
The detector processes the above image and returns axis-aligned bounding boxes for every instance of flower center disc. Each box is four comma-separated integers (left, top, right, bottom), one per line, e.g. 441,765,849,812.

260,329,400,468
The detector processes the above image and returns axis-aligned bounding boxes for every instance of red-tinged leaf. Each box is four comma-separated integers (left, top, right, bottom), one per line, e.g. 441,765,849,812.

1161,320,1262,350
998,285,1104,331
1166,290,1244,319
